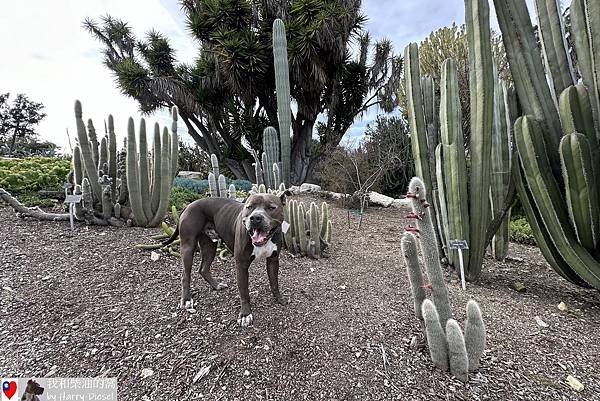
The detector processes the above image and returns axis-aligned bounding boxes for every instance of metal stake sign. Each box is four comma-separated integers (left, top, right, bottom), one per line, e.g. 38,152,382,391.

64,183,82,231
448,239,469,290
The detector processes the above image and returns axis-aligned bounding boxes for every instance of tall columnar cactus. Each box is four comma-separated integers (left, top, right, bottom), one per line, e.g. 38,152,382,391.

107,115,118,200
138,119,153,221
218,174,227,198
308,202,321,258
228,184,237,198
75,101,102,202
147,125,174,227
126,118,149,227
402,177,486,382
404,0,503,281
263,127,280,187
211,153,220,180
489,78,513,260
283,199,331,258
72,145,83,186
272,18,291,186
494,0,600,289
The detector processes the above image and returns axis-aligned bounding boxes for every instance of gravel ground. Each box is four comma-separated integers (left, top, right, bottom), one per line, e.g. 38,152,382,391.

1,194,599,400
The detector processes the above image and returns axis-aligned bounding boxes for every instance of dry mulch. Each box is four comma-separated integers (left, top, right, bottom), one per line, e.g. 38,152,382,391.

1,194,599,400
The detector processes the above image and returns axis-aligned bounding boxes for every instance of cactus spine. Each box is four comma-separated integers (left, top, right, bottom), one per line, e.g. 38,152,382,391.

273,19,291,186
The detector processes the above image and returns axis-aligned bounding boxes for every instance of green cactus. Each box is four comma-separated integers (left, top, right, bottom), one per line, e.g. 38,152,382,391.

151,123,162,212
99,137,108,174
490,78,512,260
446,319,469,382
117,142,128,205
464,300,486,372
258,183,266,194
273,19,291,186
74,184,84,220
261,151,271,190
107,115,118,200
283,201,295,252
87,119,99,168
422,299,449,371
170,107,179,179
126,118,149,227
73,145,83,186
297,202,308,255
309,202,321,258
401,232,426,320
208,172,217,197
273,163,281,189
218,174,227,198
148,127,173,227
465,0,494,280
254,160,264,186
559,133,599,250
75,101,102,202
102,185,113,221
263,127,279,187
138,119,152,221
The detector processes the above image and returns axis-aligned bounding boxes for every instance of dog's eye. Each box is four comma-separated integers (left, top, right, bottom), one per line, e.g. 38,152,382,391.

246,204,252,209
269,204,277,210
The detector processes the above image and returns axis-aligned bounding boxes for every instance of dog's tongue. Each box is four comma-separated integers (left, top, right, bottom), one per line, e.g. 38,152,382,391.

251,230,268,244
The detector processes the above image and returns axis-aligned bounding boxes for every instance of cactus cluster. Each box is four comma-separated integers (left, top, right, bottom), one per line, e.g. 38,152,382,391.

206,154,237,198
69,100,178,227
282,199,332,259
402,177,486,382
404,0,513,280
492,0,600,289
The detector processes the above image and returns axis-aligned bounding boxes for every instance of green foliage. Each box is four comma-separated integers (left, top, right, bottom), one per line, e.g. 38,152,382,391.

178,141,210,173
509,217,536,245
0,157,70,193
174,177,253,194
169,187,202,211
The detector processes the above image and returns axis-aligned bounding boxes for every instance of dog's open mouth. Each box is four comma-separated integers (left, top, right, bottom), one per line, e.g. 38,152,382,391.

250,226,277,246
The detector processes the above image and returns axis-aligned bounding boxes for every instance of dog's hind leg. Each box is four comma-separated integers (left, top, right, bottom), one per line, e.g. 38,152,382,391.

198,234,228,290
179,239,197,309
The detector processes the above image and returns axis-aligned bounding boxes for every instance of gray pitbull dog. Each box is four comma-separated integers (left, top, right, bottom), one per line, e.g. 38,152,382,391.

163,191,291,327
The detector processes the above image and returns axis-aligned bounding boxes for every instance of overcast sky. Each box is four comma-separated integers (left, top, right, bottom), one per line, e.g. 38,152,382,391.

0,0,538,153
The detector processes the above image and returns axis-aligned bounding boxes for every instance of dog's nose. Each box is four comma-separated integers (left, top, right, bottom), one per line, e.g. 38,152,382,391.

249,214,263,223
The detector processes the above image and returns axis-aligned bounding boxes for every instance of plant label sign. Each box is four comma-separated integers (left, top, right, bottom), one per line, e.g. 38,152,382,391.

448,239,468,291
448,239,469,250
64,194,83,204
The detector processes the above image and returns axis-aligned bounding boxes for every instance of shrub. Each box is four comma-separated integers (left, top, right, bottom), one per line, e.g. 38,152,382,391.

169,187,202,211
174,177,253,194
0,157,71,193
510,217,536,245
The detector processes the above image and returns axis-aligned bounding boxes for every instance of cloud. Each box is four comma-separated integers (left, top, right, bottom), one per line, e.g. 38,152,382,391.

0,0,194,153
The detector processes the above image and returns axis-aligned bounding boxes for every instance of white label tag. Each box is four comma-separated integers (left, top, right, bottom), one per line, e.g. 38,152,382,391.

64,194,83,204
281,221,290,233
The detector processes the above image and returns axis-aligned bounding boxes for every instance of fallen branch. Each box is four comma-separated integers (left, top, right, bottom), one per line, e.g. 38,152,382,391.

0,188,70,221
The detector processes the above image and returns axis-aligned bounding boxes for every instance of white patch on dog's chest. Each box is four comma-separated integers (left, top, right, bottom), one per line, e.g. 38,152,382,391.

252,239,277,261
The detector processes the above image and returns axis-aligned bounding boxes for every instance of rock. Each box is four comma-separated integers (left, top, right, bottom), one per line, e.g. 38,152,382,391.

141,368,154,379
299,183,321,193
512,281,527,293
557,302,568,311
150,251,160,262
390,199,407,208
534,316,549,328
368,191,394,207
566,375,584,392
178,171,204,180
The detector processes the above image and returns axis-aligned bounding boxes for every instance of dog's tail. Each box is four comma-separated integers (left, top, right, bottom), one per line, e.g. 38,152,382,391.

162,224,180,246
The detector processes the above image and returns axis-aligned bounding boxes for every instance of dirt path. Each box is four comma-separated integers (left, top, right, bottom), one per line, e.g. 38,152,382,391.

1,194,599,400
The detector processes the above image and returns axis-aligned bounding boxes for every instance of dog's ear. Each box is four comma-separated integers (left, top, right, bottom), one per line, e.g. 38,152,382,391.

279,190,292,205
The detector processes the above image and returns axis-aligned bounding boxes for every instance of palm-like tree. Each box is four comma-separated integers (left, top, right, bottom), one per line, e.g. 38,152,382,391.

84,0,401,183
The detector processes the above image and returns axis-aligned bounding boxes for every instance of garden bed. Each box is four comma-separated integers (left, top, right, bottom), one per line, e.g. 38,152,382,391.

1,194,598,400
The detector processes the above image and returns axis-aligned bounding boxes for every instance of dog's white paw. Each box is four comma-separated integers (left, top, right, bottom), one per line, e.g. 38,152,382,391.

179,299,194,310
237,313,253,327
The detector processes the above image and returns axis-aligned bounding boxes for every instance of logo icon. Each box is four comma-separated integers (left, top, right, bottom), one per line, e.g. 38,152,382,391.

2,380,17,400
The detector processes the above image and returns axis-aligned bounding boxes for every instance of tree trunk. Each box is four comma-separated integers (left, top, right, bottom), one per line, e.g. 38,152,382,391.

290,120,315,185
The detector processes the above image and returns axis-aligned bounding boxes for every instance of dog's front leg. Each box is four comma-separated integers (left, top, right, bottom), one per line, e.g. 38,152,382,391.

266,255,285,305
236,260,253,327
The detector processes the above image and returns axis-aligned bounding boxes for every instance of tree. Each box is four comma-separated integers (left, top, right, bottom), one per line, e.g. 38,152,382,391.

0,93,47,155
363,115,413,197
84,0,401,184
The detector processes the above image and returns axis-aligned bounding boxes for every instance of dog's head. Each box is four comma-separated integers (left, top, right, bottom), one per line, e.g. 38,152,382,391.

25,380,44,395
242,191,291,246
